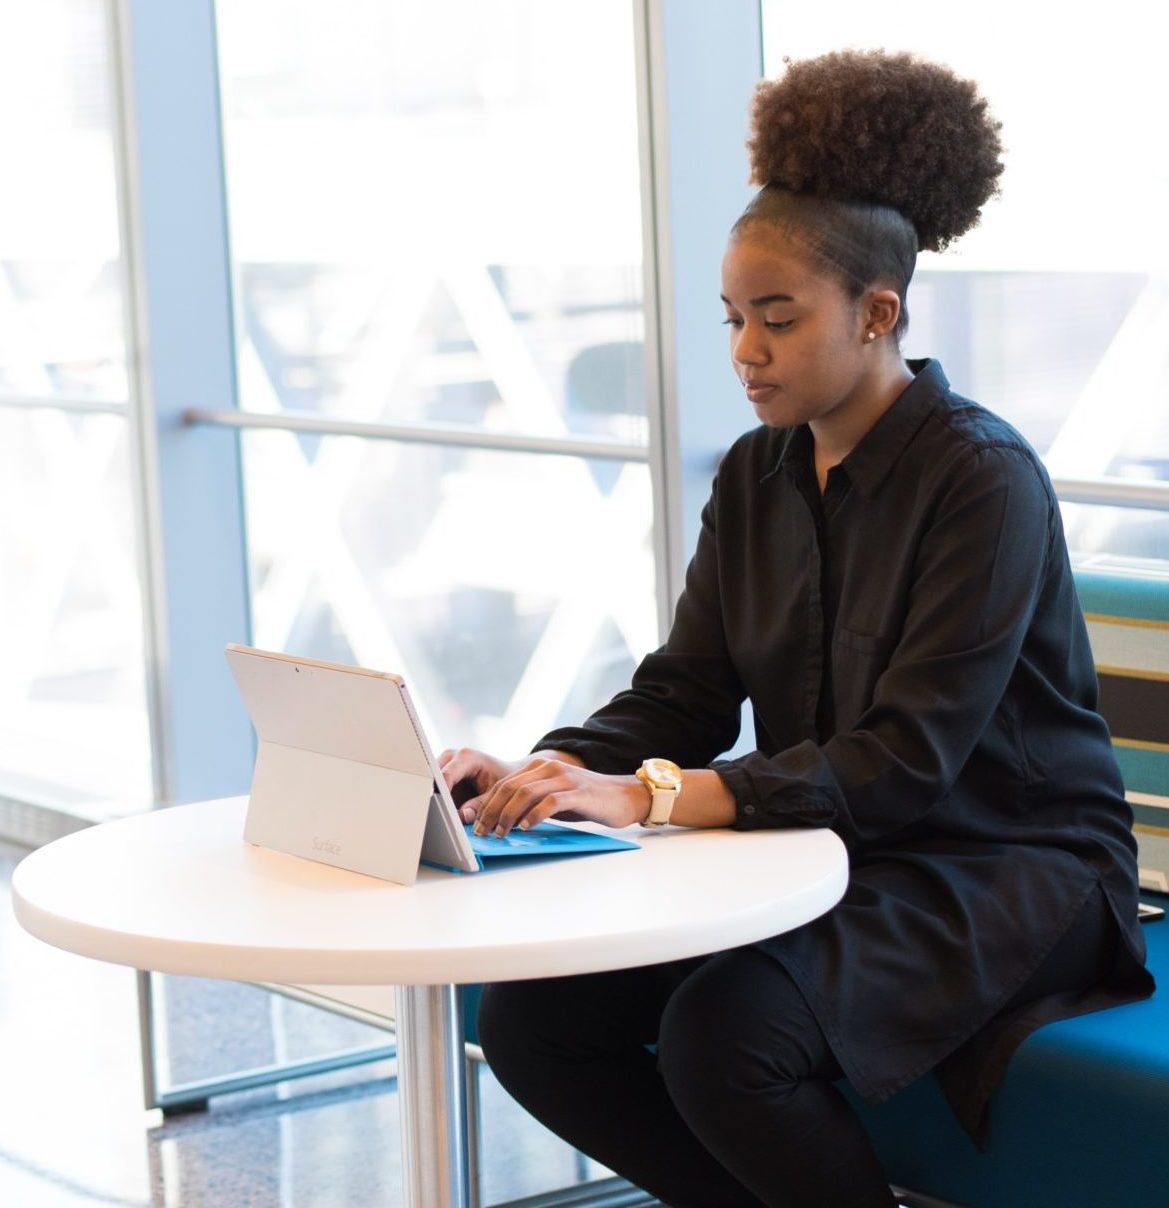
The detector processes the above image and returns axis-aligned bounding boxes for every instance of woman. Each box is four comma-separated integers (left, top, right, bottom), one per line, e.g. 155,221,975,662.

440,50,1153,1208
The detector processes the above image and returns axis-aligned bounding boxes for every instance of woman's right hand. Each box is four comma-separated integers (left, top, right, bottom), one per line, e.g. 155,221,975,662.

438,747,525,824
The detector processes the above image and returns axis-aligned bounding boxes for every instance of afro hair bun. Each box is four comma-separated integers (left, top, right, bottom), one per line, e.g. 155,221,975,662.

747,49,1004,252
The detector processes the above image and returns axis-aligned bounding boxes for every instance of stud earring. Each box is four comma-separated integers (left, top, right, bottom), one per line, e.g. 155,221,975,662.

865,331,877,342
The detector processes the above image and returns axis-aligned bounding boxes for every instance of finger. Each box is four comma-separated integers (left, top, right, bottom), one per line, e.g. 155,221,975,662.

491,773,577,837
439,747,485,790
437,748,464,787
473,760,559,836
512,789,574,830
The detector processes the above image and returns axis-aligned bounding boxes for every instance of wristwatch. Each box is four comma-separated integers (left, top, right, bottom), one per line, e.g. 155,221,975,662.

635,757,683,828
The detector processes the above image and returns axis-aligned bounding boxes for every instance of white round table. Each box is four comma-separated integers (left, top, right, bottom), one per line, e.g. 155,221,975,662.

12,796,848,1207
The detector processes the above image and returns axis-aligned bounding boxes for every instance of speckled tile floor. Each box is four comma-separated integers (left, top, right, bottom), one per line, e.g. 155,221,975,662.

0,840,615,1207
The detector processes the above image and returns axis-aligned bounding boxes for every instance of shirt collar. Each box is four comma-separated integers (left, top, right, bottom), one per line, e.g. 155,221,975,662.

763,359,949,497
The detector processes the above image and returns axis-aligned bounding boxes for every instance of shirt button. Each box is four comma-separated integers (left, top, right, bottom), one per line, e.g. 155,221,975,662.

743,804,757,816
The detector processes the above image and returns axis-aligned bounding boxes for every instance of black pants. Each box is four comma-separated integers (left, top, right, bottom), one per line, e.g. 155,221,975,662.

477,886,1115,1208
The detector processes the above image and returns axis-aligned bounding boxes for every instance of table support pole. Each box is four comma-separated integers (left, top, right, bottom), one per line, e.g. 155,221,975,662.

395,983,470,1208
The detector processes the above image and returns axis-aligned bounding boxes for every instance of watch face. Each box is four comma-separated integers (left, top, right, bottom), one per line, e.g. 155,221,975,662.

644,757,682,788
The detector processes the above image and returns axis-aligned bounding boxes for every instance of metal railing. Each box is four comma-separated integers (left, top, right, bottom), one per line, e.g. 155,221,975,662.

1051,476,1169,512
10,397,1169,515
0,393,128,416
183,405,651,464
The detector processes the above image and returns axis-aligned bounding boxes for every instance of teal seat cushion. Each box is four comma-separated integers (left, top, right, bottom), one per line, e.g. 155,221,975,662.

845,917,1169,1207
1074,567,1169,625
461,982,484,1048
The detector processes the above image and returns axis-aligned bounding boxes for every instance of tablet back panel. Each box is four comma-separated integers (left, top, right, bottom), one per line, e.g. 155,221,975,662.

227,646,439,883
228,648,429,774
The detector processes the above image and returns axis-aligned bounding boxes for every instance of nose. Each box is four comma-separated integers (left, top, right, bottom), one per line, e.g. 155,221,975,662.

731,321,769,371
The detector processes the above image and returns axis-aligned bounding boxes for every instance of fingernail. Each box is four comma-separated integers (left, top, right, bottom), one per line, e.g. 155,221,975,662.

473,823,485,836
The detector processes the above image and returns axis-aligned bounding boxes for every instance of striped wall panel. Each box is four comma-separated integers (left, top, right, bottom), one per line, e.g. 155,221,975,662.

1075,567,1169,893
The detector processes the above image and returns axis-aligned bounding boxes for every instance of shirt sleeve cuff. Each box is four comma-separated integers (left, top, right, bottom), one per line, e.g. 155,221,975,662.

710,754,837,831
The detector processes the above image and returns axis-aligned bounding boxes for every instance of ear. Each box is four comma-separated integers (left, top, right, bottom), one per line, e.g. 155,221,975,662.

861,288,902,342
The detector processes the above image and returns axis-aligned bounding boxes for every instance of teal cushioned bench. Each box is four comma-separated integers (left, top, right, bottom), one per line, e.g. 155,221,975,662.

462,981,484,1047
845,920,1169,1207
846,567,1168,1207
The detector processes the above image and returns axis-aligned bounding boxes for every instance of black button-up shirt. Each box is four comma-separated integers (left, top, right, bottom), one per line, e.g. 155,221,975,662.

538,360,1151,1132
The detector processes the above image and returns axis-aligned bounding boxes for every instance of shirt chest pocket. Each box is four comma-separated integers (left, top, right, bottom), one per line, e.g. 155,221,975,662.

831,626,896,733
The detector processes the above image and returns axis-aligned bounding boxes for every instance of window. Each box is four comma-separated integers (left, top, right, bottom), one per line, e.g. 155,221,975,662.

216,0,657,754
0,0,150,821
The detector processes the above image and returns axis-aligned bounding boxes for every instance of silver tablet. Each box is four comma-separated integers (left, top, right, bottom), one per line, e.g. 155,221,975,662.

226,644,478,883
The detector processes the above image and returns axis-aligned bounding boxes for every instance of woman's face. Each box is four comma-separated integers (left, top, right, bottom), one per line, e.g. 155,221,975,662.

720,228,875,431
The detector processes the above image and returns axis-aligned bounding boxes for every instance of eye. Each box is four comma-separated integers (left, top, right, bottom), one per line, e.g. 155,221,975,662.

765,319,794,331
721,316,743,328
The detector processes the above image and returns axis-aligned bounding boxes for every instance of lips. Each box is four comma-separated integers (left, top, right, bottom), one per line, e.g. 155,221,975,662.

743,381,779,403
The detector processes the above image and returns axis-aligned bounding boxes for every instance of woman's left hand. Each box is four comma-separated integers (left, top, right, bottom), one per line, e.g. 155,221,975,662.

465,756,648,837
